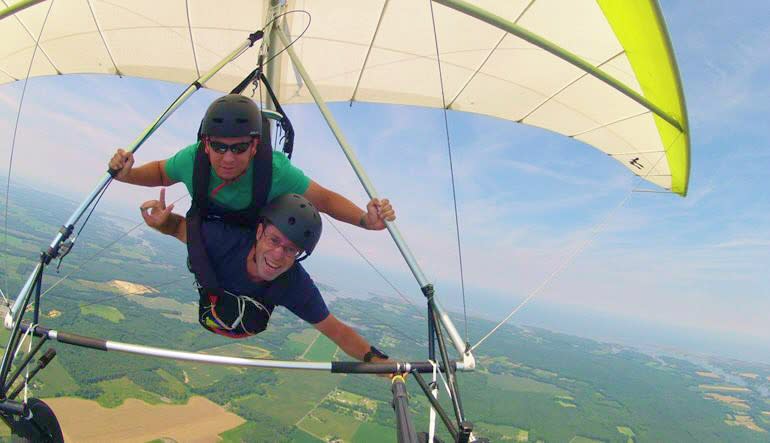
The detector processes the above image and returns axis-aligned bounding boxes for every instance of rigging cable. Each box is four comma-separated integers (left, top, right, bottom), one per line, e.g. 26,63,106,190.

38,193,190,300
48,275,192,315
2,0,56,305
261,10,312,67
324,215,424,318
428,0,469,343
471,134,682,352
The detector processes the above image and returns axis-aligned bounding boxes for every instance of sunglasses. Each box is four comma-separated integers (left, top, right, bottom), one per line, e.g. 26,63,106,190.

207,139,255,154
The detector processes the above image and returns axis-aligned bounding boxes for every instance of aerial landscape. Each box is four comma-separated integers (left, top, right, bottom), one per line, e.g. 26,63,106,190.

0,183,767,442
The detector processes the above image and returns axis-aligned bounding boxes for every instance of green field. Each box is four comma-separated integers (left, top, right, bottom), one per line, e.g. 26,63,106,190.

352,421,397,443
80,304,124,323
201,342,271,359
31,355,80,397
477,422,529,441
287,427,325,442
177,362,240,389
569,437,603,443
219,421,309,443
231,371,340,426
96,377,163,408
155,368,187,399
304,334,339,362
289,328,319,346
283,338,309,358
298,405,363,442
488,373,568,396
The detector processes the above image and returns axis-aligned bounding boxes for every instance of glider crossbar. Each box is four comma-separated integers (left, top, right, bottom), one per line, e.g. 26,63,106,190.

16,323,468,373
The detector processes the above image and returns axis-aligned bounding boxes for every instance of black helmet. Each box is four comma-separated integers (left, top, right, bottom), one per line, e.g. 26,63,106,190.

200,94,262,138
260,194,322,257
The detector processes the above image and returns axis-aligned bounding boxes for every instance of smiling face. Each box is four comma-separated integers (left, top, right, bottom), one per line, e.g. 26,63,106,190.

247,223,302,282
203,136,257,182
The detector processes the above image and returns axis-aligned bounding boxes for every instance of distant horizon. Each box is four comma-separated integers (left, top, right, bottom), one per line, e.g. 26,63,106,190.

4,175,769,369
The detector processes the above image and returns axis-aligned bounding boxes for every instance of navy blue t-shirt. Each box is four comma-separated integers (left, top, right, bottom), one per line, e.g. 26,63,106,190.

200,220,329,324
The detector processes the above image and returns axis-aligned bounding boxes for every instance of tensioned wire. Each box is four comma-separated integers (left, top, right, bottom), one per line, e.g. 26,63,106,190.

428,0,469,343
471,133,682,352
324,214,424,316
36,193,191,300
323,214,428,338
2,0,55,306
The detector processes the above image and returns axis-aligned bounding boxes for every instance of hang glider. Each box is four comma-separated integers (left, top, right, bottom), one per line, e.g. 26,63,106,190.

0,1,690,442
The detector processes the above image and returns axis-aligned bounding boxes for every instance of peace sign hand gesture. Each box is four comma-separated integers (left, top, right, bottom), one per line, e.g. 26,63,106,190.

140,188,176,233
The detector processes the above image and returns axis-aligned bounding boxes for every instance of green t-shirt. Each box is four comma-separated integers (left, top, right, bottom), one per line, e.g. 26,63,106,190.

165,142,310,210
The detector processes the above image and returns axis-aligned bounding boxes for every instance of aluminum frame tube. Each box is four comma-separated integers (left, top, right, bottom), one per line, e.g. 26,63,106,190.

28,325,332,371
264,0,284,112
430,303,465,424
3,336,46,394
274,26,472,360
392,377,419,443
0,0,46,21
16,323,470,373
0,261,43,391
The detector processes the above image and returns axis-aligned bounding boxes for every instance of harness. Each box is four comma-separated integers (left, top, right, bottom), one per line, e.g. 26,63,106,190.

185,129,283,338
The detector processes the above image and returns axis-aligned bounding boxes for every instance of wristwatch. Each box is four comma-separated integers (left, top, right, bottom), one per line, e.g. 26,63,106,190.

363,346,389,362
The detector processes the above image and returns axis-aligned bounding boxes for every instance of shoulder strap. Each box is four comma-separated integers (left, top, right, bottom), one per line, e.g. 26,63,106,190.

244,119,274,215
191,142,211,218
185,207,220,291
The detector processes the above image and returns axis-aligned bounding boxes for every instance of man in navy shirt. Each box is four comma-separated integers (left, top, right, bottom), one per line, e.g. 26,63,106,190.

140,190,391,364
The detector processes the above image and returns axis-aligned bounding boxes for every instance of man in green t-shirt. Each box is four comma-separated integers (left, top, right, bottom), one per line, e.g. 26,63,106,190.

108,94,395,230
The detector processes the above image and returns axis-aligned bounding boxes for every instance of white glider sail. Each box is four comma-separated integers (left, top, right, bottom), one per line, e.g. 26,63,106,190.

1,0,689,194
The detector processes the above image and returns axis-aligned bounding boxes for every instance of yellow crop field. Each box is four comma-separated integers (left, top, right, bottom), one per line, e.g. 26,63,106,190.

725,414,766,433
695,371,720,379
699,384,751,393
44,396,244,442
704,393,750,409
109,279,158,295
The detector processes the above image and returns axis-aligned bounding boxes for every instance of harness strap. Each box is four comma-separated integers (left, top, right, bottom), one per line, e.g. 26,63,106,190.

186,124,275,337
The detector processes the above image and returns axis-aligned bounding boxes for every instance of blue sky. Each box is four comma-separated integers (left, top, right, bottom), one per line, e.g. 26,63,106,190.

0,0,768,362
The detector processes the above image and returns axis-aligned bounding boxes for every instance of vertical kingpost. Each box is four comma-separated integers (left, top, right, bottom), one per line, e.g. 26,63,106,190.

263,0,285,143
